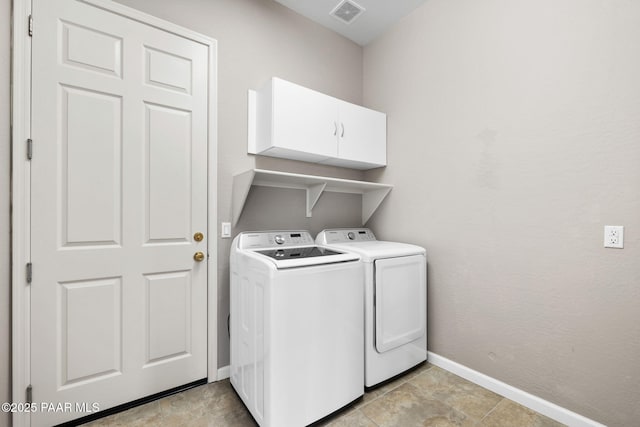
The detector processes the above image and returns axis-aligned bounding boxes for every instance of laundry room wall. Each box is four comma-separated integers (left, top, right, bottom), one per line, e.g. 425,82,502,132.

0,0,12,423
362,0,640,426
114,0,365,369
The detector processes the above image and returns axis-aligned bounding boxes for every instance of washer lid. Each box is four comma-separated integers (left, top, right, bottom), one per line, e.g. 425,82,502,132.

319,240,425,262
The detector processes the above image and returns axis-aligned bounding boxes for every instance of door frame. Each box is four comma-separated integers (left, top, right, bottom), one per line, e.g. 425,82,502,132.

11,1,218,425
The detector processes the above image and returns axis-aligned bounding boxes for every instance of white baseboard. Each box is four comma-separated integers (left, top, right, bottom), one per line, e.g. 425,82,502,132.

427,352,606,427
217,365,230,380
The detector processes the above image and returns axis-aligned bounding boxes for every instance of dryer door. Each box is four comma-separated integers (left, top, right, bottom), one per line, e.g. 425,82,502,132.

374,255,426,353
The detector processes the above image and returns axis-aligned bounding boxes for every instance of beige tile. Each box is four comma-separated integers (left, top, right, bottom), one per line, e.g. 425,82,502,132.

81,369,563,427
83,400,162,427
373,362,433,396
325,409,377,427
479,399,566,427
409,366,460,398
442,386,502,422
188,409,258,427
81,417,116,426
408,361,435,378
411,370,503,421
373,375,410,396
354,389,382,409
361,382,474,427
157,388,209,420
199,381,250,418
372,365,423,396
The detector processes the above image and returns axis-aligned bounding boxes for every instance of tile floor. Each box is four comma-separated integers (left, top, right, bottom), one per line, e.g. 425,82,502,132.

83,364,566,427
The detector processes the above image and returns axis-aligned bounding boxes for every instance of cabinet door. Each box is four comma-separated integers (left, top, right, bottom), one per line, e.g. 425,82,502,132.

272,78,338,159
337,101,387,167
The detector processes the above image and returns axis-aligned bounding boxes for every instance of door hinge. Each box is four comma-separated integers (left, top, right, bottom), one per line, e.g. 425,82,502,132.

26,263,32,284
28,15,33,37
27,138,33,160
26,385,32,404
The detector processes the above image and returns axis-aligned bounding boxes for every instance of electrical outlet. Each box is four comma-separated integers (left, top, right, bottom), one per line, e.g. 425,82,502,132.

604,225,624,249
221,222,231,239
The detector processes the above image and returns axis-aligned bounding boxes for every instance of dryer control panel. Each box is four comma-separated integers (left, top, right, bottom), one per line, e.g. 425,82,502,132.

239,231,314,249
320,228,377,244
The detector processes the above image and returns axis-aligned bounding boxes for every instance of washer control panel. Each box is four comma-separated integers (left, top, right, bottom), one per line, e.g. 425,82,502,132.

320,228,377,244
239,231,314,249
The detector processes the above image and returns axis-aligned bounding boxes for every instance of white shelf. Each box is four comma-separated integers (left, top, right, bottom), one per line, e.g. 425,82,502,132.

232,169,393,226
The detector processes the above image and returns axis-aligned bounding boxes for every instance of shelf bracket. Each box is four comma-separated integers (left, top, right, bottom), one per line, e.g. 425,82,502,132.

305,183,326,218
362,187,392,225
232,169,256,226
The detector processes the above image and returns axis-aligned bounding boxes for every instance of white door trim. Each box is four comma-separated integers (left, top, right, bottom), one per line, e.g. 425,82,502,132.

11,2,218,425
11,2,33,426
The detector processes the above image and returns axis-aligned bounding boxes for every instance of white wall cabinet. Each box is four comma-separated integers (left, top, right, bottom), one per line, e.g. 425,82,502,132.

249,77,386,170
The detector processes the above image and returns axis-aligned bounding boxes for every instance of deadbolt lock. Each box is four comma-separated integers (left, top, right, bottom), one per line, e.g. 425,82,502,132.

194,251,205,262
194,232,204,242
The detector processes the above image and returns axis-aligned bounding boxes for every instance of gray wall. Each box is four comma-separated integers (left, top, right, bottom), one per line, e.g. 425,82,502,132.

1,0,12,425
113,0,365,368
363,1,640,426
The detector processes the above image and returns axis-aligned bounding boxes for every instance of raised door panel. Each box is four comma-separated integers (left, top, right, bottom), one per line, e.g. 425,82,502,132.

59,277,122,387
374,255,426,353
60,86,123,247
271,78,338,160
337,100,386,167
61,21,123,78
144,46,192,94
144,103,192,244
144,271,192,364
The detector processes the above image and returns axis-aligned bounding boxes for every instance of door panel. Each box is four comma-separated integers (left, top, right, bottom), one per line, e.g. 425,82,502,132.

145,103,192,243
61,85,123,247
60,277,122,386
272,78,338,158
30,1,211,425
145,47,192,93
374,255,426,353
145,271,192,364
337,100,386,165
62,21,123,77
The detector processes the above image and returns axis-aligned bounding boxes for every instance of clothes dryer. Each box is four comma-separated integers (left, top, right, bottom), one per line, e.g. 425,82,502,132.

316,228,427,388
230,231,364,426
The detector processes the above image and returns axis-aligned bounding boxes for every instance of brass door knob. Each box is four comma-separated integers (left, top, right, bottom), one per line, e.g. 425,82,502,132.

193,251,205,262
194,232,204,242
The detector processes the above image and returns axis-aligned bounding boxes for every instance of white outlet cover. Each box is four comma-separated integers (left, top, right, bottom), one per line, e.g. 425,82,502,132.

604,225,624,249
221,222,231,239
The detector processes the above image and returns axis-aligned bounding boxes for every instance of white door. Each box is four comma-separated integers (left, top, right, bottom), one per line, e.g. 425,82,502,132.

374,255,426,353
30,1,211,425
337,101,386,166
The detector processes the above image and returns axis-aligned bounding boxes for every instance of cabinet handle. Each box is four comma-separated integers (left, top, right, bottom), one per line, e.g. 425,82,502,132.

341,123,345,138
333,122,337,136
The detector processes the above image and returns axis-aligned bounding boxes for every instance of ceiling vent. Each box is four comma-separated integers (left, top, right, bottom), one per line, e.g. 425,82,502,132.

330,0,365,25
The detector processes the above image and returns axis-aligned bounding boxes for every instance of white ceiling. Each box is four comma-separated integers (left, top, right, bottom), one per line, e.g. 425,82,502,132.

272,0,428,46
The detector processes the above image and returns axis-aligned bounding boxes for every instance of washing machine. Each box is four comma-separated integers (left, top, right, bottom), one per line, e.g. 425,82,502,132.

230,230,364,427
316,228,427,388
